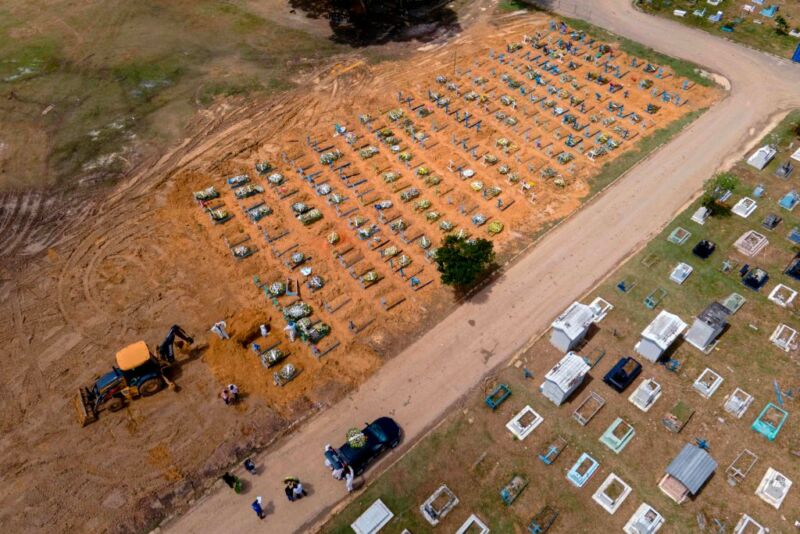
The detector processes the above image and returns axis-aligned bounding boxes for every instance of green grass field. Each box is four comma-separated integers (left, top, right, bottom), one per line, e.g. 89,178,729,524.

0,1,344,190
638,0,800,58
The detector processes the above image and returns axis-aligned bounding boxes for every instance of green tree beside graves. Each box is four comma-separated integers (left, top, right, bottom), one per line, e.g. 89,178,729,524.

775,15,789,36
435,235,495,287
701,171,740,216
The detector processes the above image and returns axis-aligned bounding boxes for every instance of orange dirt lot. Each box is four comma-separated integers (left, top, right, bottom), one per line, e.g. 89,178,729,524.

0,13,715,534
182,18,714,406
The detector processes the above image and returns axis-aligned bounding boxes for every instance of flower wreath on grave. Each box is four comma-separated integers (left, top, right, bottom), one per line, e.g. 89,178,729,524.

284,302,311,320
194,186,219,201
359,146,379,159
320,150,342,165
400,189,420,202
488,221,504,235
346,428,367,448
415,199,431,211
269,282,286,296
383,171,400,183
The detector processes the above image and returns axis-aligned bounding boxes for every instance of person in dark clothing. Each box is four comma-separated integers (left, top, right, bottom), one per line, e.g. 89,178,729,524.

251,496,265,519
222,472,237,489
284,484,295,502
157,324,193,363
244,459,257,475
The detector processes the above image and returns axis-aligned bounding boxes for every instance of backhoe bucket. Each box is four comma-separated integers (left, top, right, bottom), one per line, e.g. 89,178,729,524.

75,388,97,426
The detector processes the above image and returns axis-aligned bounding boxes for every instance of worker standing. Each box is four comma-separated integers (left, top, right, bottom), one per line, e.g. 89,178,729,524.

211,321,229,340
227,384,239,403
292,480,307,500
251,496,265,519
345,467,355,493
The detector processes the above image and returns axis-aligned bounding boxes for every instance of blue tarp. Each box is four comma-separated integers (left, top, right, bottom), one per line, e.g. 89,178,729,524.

793,43,800,63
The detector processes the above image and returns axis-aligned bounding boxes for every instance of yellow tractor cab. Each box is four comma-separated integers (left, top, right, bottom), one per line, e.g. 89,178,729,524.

75,325,191,426
76,341,170,426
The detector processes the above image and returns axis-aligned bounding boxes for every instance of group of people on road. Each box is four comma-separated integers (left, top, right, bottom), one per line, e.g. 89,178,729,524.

208,319,360,522
247,476,310,520
324,445,357,493
283,477,307,502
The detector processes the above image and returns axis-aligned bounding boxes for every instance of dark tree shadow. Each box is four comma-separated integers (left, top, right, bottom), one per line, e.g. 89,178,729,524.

288,0,463,46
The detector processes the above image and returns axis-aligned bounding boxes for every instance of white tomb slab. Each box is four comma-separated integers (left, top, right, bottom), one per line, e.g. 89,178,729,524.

767,283,797,308
592,473,632,514
733,514,767,534
755,468,792,509
455,514,490,534
770,323,798,352
693,368,723,399
732,197,757,218
352,499,394,534
733,230,768,257
629,379,662,412
505,405,543,440
669,262,693,284
691,206,709,225
723,388,753,418
624,503,665,534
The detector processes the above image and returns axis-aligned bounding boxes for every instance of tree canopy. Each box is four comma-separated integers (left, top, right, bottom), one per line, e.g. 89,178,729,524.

435,235,495,287
701,171,739,217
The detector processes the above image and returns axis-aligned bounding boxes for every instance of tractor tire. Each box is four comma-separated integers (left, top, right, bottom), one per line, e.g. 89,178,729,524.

107,397,126,412
140,378,165,397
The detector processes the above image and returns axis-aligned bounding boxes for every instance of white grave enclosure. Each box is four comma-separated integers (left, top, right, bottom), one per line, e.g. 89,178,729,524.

592,473,632,514
506,405,543,440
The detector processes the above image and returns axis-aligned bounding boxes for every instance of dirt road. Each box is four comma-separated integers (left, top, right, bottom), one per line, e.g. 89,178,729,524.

165,2,800,533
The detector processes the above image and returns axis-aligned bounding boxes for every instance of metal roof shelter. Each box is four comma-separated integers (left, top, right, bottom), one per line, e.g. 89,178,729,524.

635,311,687,362
659,443,717,503
540,352,591,406
550,302,595,353
685,303,729,352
